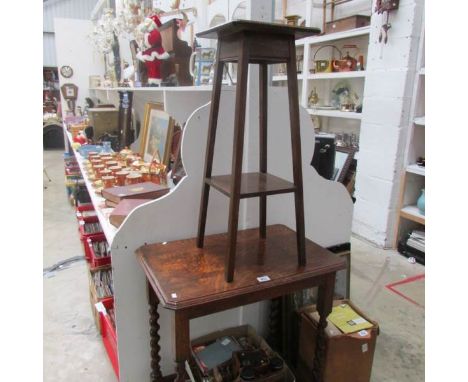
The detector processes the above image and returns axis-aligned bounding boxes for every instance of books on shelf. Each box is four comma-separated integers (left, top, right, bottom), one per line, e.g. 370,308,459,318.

93,268,114,298
91,240,110,258
406,230,425,253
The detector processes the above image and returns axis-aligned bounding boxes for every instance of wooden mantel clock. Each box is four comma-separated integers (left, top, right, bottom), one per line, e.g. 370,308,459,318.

60,83,78,116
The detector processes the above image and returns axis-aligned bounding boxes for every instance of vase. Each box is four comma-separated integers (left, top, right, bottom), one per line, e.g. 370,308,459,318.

417,189,425,215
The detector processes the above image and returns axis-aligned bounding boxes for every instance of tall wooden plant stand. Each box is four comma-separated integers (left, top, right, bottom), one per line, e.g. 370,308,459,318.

196,21,320,282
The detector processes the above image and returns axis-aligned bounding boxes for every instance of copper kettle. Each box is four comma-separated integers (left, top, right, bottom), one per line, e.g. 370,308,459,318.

332,45,359,72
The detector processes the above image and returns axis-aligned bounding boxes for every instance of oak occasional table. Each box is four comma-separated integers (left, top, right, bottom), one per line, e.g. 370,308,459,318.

136,225,346,382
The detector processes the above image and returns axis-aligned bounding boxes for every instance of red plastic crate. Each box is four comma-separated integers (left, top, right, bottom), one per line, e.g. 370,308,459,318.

78,216,104,237
76,203,96,221
78,215,104,239
98,299,119,379
65,166,81,176
87,234,111,268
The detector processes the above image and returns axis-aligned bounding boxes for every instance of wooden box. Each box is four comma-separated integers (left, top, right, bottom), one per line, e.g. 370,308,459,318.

109,199,151,228
87,108,119,139
102,182,169,205
297,299,379,382
325,15,370,34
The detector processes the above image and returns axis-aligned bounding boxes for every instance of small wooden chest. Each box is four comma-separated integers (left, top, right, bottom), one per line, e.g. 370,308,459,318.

325,15,371,34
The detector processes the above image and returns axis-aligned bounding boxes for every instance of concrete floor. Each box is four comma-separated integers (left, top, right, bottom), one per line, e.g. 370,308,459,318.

43,149,425,382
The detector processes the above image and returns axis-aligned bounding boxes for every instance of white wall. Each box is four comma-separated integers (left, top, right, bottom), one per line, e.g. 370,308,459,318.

353,0,424,247
54,18,104,112
279,0,424,247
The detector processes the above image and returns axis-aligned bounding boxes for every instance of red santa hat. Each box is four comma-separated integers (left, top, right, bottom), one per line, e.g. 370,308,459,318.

150,14,162,28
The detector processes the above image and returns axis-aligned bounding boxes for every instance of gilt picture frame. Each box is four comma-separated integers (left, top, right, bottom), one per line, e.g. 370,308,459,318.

139,103,175,166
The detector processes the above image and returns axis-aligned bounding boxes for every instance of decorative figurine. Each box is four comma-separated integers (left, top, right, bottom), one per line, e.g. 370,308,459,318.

308,87,319,108
136,14,170,86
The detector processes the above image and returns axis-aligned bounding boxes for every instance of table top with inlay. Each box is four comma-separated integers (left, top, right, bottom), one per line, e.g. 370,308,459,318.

136,225,346,315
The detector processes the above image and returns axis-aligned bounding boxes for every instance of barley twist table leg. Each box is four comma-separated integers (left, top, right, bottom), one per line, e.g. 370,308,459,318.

148,283,163,382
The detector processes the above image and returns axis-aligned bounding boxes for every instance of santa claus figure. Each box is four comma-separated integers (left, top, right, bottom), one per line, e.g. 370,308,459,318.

136,14,170,86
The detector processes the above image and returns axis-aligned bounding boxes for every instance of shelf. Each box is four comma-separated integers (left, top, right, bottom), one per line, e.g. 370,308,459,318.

64,129,118,243
273,71,365,82
307,108,362,120
272,74,304,82
406,164,425,176
296,26,370,46
307,71,366,80
414,116,425,126
206,172,296,199
400,205,425,225
89,85,215,92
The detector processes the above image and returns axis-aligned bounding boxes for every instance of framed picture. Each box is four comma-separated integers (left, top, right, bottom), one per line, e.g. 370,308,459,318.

139,103,175,166
333,146,357,184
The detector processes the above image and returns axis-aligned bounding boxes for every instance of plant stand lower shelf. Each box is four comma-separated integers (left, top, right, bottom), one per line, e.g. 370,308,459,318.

136,224,346,382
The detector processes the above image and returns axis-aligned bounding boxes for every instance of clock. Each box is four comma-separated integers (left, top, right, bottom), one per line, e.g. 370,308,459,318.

60,65,74,78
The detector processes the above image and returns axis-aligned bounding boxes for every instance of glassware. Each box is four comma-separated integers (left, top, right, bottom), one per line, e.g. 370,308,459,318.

126,172,142,185
115,170,130,186
109,166,123,175
93,164,105,179
102,141,112,153
102,175,116,189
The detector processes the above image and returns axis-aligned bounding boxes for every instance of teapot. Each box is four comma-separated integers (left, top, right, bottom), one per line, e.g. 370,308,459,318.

332,45,359,72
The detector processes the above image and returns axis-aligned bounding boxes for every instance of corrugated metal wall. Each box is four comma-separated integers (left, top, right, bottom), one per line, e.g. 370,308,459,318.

43,0,99,66
43,33,57,67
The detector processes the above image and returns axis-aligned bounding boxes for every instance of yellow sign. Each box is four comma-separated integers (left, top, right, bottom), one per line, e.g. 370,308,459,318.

328,304,373,334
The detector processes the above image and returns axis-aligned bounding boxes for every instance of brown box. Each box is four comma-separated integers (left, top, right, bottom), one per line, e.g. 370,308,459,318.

297,299,379,382
109,199,151,228
325,15,371,34
102,182,169,204
191,325,295,382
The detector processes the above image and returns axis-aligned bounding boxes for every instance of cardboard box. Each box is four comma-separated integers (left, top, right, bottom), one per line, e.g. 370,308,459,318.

297,300,379,382
190,325,295,382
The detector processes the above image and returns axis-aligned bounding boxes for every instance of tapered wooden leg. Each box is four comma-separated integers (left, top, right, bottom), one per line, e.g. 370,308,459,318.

148,284,163,382
173,311,190,382
197,45,225,248
312,273,336,382
259,63,268,239
286,39,306,267
225,41,250,283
